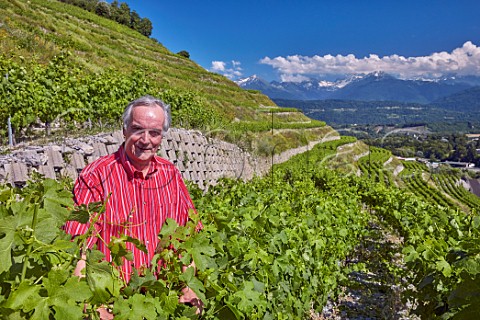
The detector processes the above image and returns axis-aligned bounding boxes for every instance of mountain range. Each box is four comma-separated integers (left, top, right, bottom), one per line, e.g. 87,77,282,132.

235,72,480,104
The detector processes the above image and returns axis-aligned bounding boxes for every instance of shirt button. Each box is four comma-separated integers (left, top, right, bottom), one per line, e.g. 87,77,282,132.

143,201,147,205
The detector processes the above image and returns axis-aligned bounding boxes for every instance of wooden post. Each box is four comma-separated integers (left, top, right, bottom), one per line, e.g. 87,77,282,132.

8,116,14,146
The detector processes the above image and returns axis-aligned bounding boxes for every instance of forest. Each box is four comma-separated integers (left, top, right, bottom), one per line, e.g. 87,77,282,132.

58,0,153,37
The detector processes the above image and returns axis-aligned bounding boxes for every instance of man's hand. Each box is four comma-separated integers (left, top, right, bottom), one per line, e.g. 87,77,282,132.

74,254,86,278
97,307,114,320
180,261,203,313
179,287,203,315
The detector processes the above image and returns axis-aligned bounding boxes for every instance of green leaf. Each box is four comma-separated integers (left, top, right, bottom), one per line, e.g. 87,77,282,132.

86,250,121,304
159,218,179,238
68,201,105,224
108,236,135,266
402,245,419,262
68,205,93,224
187,233,216,271
0,197,37,274
42,179,73,223
224,301,244,320
161,291,179,314
178,266,206,302
60,277,92,302
29,299,51,320
436,258,452,277
112,297,131,319
231,281,266,314
156,218,179,250
52,301,84,320
113,294,158,320
0,216,17,274
34,208,61,243
251,278,265,293
453,304,480,320
4,281,41,312
44,268,70,293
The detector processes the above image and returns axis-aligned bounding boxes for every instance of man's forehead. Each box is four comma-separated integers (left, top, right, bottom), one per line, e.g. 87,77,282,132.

129,124,162,131
128,120,162,128
130,107,164,123
132,105,165,116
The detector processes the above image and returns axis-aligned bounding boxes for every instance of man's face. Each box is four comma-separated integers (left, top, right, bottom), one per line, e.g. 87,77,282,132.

124,105,165,169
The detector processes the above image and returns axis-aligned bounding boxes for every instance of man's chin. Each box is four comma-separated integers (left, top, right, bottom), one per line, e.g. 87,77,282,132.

136,152,154,160
133,150,156,161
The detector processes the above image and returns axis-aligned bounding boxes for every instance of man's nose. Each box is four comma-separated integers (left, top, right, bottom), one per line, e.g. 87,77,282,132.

139,130,151,142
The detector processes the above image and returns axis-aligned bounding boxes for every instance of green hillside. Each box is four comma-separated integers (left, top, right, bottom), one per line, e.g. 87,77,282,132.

0,0,327,153
1,0,271,110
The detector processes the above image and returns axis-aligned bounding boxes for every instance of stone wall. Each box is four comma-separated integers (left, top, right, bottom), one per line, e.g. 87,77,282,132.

0,128,261,190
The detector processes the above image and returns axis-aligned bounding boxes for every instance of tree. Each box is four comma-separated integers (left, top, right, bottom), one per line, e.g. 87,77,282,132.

137,17,153,37
109,0,120,20
116,2,131,26
177,51,190,59
76,0,97,12
130,10,141,30
465,143,478,163
95,1,111,18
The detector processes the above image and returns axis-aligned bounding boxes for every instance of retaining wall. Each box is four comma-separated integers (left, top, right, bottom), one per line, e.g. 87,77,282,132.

0,128,261,190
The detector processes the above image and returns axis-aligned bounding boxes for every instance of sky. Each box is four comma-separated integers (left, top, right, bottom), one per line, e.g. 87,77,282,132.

118,0,480,83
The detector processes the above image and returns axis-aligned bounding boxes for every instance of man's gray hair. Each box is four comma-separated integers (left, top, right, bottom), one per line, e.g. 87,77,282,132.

122,95,171,133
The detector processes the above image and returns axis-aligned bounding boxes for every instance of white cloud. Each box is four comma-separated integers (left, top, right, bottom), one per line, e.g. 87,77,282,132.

260,41,480,82
210,60,243,79
211,61,226,72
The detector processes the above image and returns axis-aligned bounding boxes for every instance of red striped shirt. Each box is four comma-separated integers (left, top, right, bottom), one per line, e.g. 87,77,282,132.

64,144,197,282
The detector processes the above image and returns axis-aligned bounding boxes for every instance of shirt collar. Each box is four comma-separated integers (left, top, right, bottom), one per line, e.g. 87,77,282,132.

118,144,159,180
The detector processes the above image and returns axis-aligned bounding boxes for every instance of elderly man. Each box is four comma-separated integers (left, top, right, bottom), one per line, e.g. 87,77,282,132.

64,95,201,313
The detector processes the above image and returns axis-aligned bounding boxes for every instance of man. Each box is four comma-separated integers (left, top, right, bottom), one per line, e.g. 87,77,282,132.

64,95,201,313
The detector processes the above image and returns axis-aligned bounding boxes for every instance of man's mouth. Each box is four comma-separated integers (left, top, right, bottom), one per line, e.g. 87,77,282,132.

137,146,153,152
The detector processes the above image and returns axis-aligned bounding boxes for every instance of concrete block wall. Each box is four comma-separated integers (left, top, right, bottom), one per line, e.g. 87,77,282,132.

0,128,258,190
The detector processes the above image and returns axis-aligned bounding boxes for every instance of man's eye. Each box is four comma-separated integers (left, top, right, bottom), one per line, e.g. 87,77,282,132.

150,130,161,137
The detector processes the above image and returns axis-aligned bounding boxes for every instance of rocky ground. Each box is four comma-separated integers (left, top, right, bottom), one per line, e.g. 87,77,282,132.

314,221,420,320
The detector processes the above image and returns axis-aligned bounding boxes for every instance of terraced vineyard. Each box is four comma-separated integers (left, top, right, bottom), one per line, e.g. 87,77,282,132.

432,170,480,213
1,137,480,319
358,146,394,186
399,161,455,208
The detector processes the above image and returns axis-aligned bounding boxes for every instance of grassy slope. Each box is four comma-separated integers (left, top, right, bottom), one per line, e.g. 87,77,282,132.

1,0,331,153
1,0,295,123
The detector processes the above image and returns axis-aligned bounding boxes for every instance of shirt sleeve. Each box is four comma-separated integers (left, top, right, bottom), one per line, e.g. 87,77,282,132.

63,171,104,248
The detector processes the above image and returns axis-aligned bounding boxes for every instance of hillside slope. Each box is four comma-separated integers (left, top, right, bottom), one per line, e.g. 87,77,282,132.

1,0,331,154
0,0,274,120
430,86,480,112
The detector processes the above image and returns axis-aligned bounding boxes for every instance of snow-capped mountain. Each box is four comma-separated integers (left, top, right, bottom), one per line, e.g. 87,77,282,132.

235,72,479,103
235,74,268,87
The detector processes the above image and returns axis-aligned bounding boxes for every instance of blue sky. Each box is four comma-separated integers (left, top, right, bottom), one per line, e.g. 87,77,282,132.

119,0,480,82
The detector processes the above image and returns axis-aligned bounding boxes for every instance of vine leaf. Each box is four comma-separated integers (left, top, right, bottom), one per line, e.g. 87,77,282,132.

86,249,122,304
179,266,206,302
0,214,31,274
4,281,41,312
